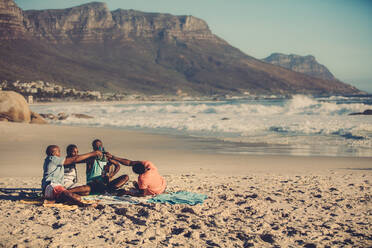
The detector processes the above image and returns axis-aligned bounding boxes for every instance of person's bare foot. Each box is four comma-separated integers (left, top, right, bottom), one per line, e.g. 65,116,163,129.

79,202,98,208
43,199,55,204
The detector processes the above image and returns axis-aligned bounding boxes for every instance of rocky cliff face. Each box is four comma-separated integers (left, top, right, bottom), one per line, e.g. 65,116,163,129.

0,0,26,39
110,9,223,43
12,2,224,44
0,0,362,96
262,53,335,80
23,2,114,43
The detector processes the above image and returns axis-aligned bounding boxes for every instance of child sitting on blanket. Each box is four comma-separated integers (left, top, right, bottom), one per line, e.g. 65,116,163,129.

117,161,166,197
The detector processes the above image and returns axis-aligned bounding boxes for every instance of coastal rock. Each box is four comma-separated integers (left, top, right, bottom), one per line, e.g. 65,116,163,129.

30,111,47,124
0,91,31,123
39,113,57,120
262,53,336,80
39,112,93,120
349,109,372,115
71,113,93,119
57,113,69,120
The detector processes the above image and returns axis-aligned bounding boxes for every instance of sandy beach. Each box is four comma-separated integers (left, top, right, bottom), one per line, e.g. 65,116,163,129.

0,122,371,247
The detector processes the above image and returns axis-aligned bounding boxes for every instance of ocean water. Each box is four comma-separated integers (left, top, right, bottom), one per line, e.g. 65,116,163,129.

30,95,372,157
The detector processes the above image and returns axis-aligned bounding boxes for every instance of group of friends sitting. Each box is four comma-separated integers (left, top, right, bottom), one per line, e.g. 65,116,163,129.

41,139,167,207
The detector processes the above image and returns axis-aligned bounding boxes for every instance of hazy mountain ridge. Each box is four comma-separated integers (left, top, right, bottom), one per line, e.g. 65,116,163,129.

263,53,335,81
0,0,362,96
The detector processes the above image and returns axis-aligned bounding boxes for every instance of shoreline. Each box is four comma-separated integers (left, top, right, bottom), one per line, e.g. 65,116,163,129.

0,122,371,178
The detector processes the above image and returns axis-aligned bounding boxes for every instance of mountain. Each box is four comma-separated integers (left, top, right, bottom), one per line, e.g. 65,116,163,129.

262,53,335,81
0,0,362,96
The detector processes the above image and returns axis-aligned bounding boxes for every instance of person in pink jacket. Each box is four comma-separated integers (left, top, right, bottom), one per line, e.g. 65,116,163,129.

114,160,166,197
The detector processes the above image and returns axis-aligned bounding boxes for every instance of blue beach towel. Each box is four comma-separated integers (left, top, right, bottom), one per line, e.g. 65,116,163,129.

82,191,208,205
147,191,208,205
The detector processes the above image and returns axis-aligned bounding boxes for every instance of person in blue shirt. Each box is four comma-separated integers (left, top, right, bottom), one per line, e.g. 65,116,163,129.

41,144,102,206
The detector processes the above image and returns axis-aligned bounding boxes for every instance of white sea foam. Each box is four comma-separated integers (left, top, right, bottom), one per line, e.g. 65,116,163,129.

31,95,372,157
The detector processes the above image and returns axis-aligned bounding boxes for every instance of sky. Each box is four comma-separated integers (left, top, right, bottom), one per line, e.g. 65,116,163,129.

14,0,372,93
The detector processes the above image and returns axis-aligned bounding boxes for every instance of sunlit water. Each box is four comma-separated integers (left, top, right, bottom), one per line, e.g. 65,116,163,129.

31,95,372,157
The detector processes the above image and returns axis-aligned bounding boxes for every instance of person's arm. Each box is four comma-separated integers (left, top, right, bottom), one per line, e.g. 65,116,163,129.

64,151,102,165
65,158,87,166
107,153,132,166
119,189,145,197
135,178,147,197
116,181,147,197
86,158,93,174
130,189,145,197
107,159,120,178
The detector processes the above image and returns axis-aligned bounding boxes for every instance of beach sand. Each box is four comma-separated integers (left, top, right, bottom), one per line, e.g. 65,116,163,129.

0,122,371,247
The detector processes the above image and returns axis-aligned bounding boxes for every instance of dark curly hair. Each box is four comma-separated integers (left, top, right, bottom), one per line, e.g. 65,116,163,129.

132,162,146,174
66,144,78,157
45,145,58,156
92,139,102,150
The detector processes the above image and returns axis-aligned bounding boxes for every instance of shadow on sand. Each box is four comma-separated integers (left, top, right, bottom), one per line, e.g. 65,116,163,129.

0,188,41,201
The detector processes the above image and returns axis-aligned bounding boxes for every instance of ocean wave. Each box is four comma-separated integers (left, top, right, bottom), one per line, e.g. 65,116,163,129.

36,95,371,116
30,96,372,156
